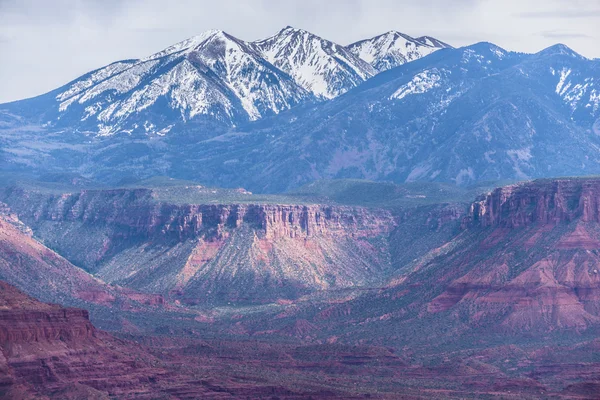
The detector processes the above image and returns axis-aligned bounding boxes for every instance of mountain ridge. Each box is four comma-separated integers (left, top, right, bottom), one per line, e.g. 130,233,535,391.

3,39,599,192
0,26,450,137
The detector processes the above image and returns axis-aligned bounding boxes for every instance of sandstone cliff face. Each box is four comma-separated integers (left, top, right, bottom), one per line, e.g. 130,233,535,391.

2,188,396,304
278,180,600,345
465,179,600,228
5,187,392,240
0,280,164,398
0,307,93,344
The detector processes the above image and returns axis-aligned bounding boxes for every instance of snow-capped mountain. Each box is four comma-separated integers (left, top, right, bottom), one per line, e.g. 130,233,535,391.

253,26,377,99
348,31,452,72
156,42,599,192
2,27,453,137
3,40,600,190
20,30,314,136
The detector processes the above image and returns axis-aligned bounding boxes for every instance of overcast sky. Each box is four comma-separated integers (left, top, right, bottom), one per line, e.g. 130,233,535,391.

1,0,599,103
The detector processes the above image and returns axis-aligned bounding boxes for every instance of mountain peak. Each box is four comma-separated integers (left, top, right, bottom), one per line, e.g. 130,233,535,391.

461,42,509,59
537,43,585,59
272,25,314,38
347,31,451,72
192,29,225,39
143,29,234,61
378,30,416,42
45,26,313,136
254,27,375,98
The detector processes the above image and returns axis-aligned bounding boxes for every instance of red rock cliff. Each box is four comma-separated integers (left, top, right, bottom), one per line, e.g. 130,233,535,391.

464,179,600,228
0,281,332,398
1,188,396,303
4,187,394,241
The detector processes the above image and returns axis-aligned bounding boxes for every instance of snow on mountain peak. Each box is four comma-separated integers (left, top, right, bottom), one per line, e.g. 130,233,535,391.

253,27,376,99
53,29,313,135
142,30,234,62
37,26,456,137
348,31,452,72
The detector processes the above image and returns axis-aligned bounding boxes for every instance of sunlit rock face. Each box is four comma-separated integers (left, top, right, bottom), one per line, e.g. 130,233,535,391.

3,187,396,304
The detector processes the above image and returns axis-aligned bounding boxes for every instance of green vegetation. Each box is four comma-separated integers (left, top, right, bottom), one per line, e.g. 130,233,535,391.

109,178,510,208
289,178,513,208
1,174,517,208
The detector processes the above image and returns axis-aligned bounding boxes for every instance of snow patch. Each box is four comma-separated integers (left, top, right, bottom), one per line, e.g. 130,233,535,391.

56,61,135,103
491,47,505,60
406,164,432,181
484,150,496,163
555,68,572,95
507,147,533,179
58,94,81,112
390,69,443,100
589,90,600,113
461,49,485,64
78,60,160,103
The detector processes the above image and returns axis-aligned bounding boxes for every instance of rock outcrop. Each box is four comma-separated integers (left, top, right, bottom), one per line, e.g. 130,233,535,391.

465,178,600,228
0,202,168,316
0,280,173,398
284,179,600,344
4,187,393,240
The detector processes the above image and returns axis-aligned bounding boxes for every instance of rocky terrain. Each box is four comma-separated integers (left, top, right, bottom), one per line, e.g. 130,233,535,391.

5,178,600,339
0,178,599,398
1,280,397,399
0,280,198,398
249,178,600,340
3,279,598,399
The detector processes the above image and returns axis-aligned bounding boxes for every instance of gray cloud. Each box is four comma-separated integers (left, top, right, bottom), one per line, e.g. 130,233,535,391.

1,0,599,103
539,30,593,39
517,10,600,18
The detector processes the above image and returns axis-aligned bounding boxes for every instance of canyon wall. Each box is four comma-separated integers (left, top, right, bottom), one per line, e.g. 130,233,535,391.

0,280,163,398
0,281,328,399
2,187,397,304
464,179,600,228
3,187,393,241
